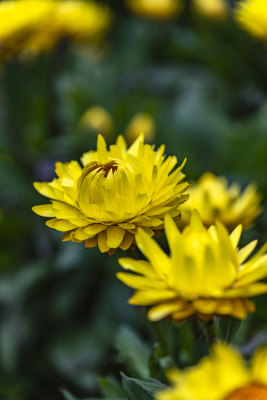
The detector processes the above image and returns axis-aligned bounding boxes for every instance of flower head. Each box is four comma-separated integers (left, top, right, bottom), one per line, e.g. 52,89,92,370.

179,172,262,231
0,0,111,60
33,135,188,255
117,211,267,322
193,0,229,20
126,112,156,143
236,0,267,40
79,106,114,138
157,344,267,400
126,0,182,20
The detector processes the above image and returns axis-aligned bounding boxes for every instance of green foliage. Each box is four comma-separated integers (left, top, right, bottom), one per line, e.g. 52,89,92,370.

121,373,167,400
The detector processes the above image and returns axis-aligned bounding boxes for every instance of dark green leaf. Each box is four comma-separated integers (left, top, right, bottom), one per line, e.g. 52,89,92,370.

114,326,150,379
121,372,167,400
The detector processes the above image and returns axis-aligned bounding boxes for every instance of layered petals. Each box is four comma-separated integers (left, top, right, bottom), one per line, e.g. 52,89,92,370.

33,134,188,254
236,0,267,40
117,212,267,322
157,344,267,400
0,0,111,60
179,172,262,231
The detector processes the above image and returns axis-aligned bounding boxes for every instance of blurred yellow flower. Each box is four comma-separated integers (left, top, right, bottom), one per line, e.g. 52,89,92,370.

157,344,267,400
0,0,111,60
236,0,267,40
33,135,188,255
117,212,267,322
126,112,156,143
180,172,262,231
193,0,229,20
126,0,182,20
79,106,114,138
54,1,111,42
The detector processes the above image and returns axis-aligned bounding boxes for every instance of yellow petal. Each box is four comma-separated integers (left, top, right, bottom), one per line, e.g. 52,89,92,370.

33,182,55,199
252,347,267,384
238,240,258,264
136,228,170,279
98,230,110,253
106,226,125,248
129,290,176,305
85,236,98,248
193,299,218,314
116,272,166,290
230,224,242,248
148,302,184,321
84,224,107,236
120,231,135,250
46,218,77,231
32,204,54,217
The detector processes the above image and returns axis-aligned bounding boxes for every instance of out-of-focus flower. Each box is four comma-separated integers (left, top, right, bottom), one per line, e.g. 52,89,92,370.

117,212,267,322
236,0,267,40
0,0,111,60
157,344,267,400
193,0,229,20
33,135,188,255
53,1,111,42
125,112,156,143
79,106,114,138
179,172,262,231
126,0,182,20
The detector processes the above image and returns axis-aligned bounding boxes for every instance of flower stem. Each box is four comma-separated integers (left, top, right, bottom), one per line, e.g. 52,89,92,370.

152,321,172,357
203,318,217,350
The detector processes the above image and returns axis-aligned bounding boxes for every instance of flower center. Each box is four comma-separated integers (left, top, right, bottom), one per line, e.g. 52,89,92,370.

87,161,119,178
225,383,267,400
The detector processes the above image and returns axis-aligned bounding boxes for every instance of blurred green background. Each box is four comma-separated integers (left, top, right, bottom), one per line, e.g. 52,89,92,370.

1,0,267,399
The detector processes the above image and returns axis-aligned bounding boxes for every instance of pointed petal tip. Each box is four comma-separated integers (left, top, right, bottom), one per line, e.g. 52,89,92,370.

190,209,204,230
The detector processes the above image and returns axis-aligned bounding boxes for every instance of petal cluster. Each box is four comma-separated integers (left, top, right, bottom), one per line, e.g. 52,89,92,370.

33,135,188,254
179,172,262,231
126,0,182,20
0,0,111,60
117,212,267,321
157,344,267,400
236,0,267,40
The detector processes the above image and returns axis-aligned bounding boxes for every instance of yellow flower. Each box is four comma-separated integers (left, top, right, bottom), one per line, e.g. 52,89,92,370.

193,0,229,20
126,0,182,20
157,344,267,400
179,172,262,231
79,106,114,138
126,112,156,143
33,135,188,255
236,0,267,40
0,0,111,60
117,212,267,322
53,1,111,42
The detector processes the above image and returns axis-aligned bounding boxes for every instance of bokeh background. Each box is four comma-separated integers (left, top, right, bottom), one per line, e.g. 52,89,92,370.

1,0,267,399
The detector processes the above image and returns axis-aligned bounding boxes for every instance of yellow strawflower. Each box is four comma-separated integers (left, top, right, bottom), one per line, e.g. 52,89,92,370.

126,112,156,143
180,172,262,231
236,0,267,40
53,1,111,42
193,0,229,20
33,135,188,255
157,344,267,400
0,0,111,60
79,106,114,138
117,212,267,322
126,0,182,20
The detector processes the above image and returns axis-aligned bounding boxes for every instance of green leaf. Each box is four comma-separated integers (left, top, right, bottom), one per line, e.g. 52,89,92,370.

121,372,167,400
114,326,150,379
98,377,126,399
219,318,242,342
